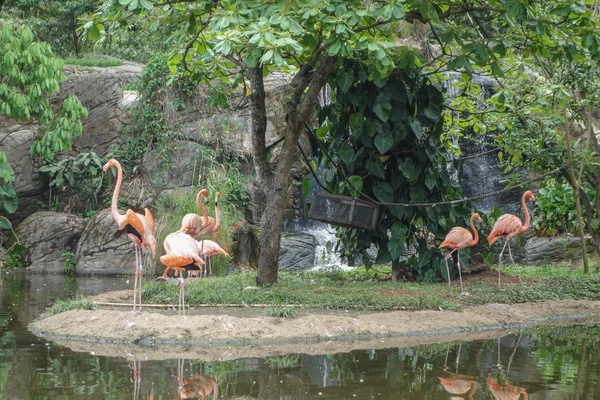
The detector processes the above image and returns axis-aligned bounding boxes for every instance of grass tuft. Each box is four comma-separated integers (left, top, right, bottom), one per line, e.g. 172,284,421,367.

265,306,296,318
47,295,95,315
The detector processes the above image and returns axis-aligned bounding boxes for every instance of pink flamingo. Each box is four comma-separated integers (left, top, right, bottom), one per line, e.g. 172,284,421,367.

198,192,221,238
488,190,536,288
179,189,211,237
197,240,230,278
161,231,205,316
103,159,156,312
439,213,482,292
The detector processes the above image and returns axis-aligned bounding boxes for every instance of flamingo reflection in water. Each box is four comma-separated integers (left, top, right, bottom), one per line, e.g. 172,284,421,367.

131,360,154,400
174,358,219,400
438,343,478,400
487,334,529,400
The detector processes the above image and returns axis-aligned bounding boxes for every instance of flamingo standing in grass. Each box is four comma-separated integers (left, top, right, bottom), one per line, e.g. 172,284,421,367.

198,240,230,278
160,231,205,316
180,189,211,237
103,159,156,312
488,190,536,288
439,213,482,292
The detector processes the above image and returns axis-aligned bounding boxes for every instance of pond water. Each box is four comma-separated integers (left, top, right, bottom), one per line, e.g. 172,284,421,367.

1,271,599,399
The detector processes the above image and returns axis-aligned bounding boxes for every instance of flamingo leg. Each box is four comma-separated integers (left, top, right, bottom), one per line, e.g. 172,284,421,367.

443,249,457,287
138,246,143,312
506,241,523,285
498,239,510,289
133,246,139,312
132,360,141,400
457,251,464,293
179,276,186,316
208,256,212,278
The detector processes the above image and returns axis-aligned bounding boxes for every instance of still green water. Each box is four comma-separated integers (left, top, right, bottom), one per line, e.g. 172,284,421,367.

1,271,599,399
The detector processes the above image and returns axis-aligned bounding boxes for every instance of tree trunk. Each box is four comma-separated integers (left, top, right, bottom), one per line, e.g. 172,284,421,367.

391,259,402,281
256,179,288,286
254,56,336,286
564,110,589,273
73,30,80,56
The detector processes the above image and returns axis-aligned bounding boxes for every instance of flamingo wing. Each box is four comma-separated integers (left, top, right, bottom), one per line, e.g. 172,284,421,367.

488,214,522,245
144,208,155,233
198,240,230,257
439,227,472,249
163,232,205,266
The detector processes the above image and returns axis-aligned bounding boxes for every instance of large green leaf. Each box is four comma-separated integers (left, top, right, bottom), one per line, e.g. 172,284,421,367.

338,144,354,165
373,97,392,122
347,175,363,197
374,132,394,154
366,158,386,179
373,182,394,203
0,216,12,231
336,68,354,93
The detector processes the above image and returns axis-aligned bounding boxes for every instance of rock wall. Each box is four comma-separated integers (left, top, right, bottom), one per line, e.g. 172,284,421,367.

15,211,86,274
0,63,142,225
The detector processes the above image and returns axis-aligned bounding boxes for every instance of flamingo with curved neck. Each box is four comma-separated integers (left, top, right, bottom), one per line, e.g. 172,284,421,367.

180,189,211,237
487,190,536,288
103,159,156,312
439,212,482,292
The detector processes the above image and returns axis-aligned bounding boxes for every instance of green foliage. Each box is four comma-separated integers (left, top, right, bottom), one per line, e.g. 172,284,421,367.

61,251,76,276
115,54,195,169
61,56,123,67
264,306,296,318
534,179,596,236
318,59,470,281
0,216,26,269
39,151,107,215
264,355,300,369
3,243,27,269
0,23,88,215
4,0,97,56
154,147,250,276
47,294,95,315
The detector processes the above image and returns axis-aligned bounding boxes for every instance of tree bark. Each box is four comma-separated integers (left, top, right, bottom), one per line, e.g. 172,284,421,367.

255,56,336,286
564,110,589,273
391,259,402,281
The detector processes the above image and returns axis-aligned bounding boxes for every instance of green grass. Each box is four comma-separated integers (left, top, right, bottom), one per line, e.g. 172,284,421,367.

142,271,462,311
47,295,95,315
138,263,600,312
61,56,123,68
264,306,296,318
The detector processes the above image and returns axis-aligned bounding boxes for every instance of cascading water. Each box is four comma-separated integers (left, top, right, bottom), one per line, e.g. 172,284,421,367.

443,72,524,215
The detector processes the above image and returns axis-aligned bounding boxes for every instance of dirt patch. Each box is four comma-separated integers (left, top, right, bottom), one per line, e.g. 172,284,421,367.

30,299,600,361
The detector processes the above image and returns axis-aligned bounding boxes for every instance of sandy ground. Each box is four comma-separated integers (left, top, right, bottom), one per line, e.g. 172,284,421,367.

29,299,600,361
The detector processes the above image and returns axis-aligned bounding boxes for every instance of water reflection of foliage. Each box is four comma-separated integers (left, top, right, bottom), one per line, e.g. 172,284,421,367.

529,325,600,390
264,355,300,370
203,359,242,397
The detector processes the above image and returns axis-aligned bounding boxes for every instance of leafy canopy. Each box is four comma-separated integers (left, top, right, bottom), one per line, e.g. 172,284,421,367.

0,24,88,214
319,58,471,281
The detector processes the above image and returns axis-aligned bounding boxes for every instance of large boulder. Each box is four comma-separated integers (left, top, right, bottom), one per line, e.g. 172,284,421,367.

524,236,596,265
15,211,87,274
75,208,140,275
0,120,46,224
278,230,317,272
57,64,142,154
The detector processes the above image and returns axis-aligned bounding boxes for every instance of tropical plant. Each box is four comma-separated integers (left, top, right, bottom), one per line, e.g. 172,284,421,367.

39,151,107,215
0,23,87,215
533,179,596,236
318,59,471,281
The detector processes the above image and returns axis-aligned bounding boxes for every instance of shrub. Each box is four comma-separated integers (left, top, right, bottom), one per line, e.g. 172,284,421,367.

534,178,596,236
